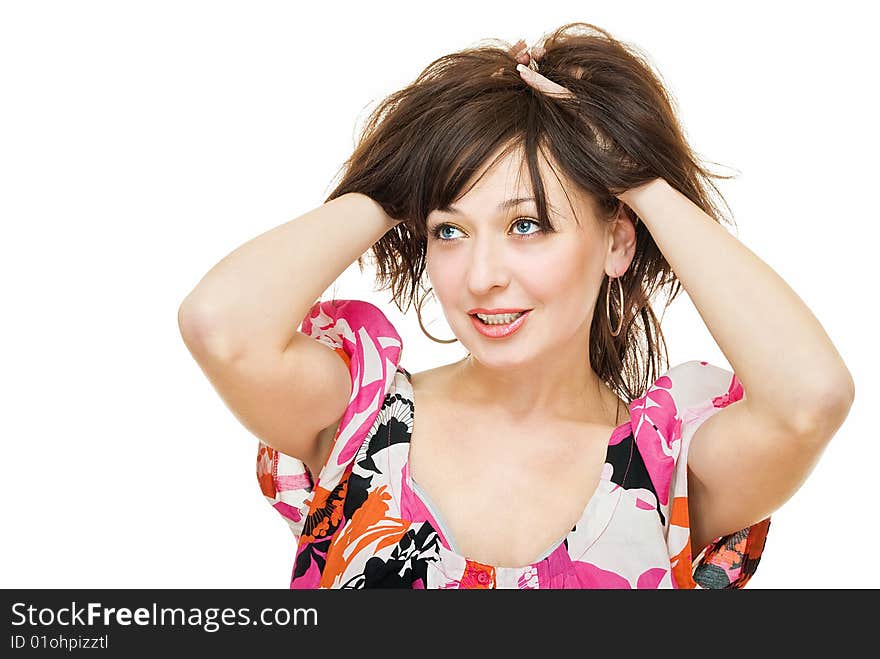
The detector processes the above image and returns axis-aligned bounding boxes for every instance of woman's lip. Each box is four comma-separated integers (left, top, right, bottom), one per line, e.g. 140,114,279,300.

468,308,531,314
469,310,531,338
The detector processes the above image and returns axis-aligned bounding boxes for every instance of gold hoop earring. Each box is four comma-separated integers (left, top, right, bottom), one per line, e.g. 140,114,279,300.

606,274,624,337
416,287,459,344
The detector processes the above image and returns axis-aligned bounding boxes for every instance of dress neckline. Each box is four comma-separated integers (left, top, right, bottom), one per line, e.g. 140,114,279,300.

401,368,632,570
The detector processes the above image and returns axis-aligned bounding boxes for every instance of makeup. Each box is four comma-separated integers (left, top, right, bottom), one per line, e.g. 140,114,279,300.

469,310,531,338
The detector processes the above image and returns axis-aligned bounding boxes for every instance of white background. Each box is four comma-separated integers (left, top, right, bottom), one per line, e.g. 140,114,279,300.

2,1,877,588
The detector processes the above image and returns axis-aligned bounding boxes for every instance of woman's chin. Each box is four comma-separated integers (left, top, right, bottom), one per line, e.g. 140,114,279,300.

463,349,539,372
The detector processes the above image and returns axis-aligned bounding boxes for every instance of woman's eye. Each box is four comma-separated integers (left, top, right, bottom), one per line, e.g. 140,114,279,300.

436,225,462,241
431,218,543,242
511,218,541,237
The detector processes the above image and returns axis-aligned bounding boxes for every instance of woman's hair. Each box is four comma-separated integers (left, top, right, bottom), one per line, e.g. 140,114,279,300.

323,21,738,403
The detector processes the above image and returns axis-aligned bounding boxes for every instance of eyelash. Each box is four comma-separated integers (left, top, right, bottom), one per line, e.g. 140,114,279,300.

429,218,545,243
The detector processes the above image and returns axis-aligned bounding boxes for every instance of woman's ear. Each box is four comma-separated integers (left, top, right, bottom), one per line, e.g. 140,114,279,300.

606,203,638,277
619,200,640,227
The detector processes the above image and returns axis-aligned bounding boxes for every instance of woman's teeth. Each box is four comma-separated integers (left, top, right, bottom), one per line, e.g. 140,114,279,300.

475,311,525,325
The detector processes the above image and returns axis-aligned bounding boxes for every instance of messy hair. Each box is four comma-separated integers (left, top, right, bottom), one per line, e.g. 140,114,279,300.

323,22,737,404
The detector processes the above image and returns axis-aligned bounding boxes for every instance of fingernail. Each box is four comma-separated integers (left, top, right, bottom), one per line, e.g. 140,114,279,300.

516,63,527,73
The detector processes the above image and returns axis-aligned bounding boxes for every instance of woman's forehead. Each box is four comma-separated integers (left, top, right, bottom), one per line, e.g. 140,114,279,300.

442,147,588,222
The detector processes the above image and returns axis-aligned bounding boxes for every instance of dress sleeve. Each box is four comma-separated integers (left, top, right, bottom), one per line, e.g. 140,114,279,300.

255,298,403,544
630,359,771,589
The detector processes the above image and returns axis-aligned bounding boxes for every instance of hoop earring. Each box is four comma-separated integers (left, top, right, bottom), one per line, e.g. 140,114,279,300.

416,287,459,344
605,274,624,337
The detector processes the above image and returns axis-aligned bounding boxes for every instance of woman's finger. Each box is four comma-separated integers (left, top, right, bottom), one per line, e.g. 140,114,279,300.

516,64,574,100
509,39,529,62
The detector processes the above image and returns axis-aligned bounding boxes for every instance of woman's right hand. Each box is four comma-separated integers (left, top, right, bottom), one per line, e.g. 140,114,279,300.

509,38,545,65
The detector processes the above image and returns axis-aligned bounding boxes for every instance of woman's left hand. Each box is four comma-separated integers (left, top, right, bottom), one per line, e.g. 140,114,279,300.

509,39,574,100
508,39,643,202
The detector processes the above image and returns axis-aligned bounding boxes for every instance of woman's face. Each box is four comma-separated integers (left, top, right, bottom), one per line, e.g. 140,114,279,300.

425,147,635,370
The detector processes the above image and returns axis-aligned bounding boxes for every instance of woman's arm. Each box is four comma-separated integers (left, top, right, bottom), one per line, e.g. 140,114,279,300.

517,41,853,413
178,192,400,362
621,179,854,555
515,40,854,554
620,178,854,432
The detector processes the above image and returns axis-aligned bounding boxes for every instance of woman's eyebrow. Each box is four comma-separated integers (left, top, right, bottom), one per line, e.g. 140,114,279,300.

439,197,554,215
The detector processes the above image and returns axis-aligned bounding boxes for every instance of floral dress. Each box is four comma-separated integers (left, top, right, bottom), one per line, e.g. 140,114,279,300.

256,299,770,589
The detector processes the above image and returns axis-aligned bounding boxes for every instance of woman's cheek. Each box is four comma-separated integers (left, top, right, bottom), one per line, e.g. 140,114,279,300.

528,249,573,288
425,249,460,288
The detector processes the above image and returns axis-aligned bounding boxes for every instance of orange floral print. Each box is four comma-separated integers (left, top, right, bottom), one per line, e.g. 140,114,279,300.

320,484,411,588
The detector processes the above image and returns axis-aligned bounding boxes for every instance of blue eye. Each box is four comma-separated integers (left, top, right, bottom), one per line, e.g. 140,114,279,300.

511,218,541,237
430,218,544,243
436,225,462,241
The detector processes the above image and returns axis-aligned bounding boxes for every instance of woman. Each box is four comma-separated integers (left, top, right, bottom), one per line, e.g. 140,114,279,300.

178,23,854,588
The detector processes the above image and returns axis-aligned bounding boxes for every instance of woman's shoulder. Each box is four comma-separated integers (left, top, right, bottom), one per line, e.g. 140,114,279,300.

403,361,451,387
626,358,741,515
256,298,407,545
302,298,402,347
630,360,739,434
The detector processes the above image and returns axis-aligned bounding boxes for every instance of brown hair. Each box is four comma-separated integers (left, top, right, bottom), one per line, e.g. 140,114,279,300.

323,22,737,404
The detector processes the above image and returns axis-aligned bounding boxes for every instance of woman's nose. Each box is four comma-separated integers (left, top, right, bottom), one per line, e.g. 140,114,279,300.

465,239,511,295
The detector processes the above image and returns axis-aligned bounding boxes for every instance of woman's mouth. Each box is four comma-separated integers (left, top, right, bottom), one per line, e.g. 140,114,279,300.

469,310,531,338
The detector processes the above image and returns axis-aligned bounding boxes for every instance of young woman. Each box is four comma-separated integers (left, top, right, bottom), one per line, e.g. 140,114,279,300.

178,23,854,589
